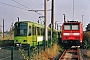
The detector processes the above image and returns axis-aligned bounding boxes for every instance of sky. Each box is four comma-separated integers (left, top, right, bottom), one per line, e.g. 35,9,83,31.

0,0,90,31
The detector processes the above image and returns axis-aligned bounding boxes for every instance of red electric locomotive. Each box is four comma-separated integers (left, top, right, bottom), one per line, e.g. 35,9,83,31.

61,21,82,46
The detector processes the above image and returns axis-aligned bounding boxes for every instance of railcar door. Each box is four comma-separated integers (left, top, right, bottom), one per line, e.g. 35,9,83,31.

28,25,32,46
37,27,43,45
32,24,37,46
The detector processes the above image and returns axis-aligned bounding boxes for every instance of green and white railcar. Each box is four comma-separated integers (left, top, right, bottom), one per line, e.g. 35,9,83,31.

14,21,45,46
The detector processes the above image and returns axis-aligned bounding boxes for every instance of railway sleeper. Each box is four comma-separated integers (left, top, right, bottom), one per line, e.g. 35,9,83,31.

59,47,81,60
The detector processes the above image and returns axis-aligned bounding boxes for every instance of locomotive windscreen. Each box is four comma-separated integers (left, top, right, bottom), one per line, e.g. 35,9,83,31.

72,25,79,30
64,25,71,30
64,23,79,30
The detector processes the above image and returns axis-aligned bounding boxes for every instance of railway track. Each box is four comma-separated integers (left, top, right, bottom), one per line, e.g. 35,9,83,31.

59,47,82,60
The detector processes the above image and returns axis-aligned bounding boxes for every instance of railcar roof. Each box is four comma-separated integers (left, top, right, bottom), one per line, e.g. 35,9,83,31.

15,21,45,28
15,21,44,25
15,21,36,23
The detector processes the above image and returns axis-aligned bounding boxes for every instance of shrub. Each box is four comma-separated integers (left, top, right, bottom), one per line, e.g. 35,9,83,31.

82,32,90,49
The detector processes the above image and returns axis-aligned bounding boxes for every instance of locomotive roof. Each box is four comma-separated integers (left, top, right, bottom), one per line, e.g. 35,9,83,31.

64,21,81,23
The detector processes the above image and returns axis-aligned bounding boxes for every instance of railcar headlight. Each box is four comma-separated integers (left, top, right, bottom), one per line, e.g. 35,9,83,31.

23,40,27,42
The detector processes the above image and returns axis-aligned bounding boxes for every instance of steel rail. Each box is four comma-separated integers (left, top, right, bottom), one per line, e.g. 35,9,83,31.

59,47,81,60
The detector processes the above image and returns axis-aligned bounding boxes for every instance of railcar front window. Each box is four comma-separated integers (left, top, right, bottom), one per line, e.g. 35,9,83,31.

64,25,70,30
14,23,27,36
72,25,79,30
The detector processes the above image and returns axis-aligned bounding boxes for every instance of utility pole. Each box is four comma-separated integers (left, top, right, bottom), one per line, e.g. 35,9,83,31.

82,15,83,24
57,24,58,30
17,17,19,22
82,15,84,31
44,0,48,43
2,19,4,38
60,26,61,30
51,0,54,32
51,24,52,45
57,23,62,30
63,14,66,22
73,0,74,21
55,21,57,29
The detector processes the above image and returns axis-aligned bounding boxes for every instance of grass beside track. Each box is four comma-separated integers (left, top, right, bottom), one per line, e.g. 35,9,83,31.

28,44,63,60
84,50,90,60
0,35,14,40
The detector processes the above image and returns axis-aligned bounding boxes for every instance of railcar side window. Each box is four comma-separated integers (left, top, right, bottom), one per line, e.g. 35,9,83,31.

35,27,36,35
72,25,79,30
32,27,36,35
28,26,31,36
64,25,70,30
37,27,41,35
41,28,43,35
42,28,44,35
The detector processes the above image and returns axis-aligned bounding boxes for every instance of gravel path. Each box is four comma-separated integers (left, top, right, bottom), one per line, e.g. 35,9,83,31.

80,49,87,60
0,47,24,60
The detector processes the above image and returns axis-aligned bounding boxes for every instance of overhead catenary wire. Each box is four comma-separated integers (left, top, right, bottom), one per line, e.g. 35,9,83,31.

12,0,44,13
0,1,43,15
12,0,44,10
11,0,43,15
12,0,30,9
35,11,42,15
32,3,44,10
0,2,27,10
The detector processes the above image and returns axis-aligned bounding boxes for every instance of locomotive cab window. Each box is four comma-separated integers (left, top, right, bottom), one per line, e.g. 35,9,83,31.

64,23,79,30
64,25,71,30
72,24,79,30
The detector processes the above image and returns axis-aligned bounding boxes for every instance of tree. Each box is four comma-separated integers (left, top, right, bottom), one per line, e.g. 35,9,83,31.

9,23,14,36
86,23,90,31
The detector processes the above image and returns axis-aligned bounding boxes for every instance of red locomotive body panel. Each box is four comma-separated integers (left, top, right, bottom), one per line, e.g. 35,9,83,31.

61,21,82,46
